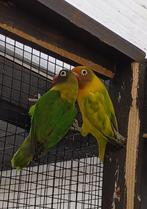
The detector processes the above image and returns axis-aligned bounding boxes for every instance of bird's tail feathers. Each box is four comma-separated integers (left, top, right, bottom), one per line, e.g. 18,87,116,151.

98,137,107,162
11,135,35,170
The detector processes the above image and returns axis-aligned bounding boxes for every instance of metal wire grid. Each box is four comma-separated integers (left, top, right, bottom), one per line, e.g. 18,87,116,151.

0,34,103,209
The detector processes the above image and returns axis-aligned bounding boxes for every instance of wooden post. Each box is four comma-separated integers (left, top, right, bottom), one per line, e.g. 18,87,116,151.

102,62,145,209
139,63,147,209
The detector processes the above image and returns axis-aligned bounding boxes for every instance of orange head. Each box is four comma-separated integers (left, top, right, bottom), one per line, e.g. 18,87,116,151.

72,66,95,89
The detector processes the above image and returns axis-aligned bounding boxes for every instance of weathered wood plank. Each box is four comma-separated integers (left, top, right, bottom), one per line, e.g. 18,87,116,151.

125,63,145,209
138,63,147,209
0,1,114,78
37,0,145,61
102,61,131,209
140,140,147,209
66,0,147,57
102,62,145,209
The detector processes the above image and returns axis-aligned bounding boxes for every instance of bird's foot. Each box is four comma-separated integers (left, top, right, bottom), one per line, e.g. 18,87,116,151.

71,119,81,132
115,131,126,146
28,93,41,102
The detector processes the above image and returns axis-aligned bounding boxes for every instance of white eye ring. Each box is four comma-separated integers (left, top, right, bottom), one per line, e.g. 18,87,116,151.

81,69,88,76
60,70,67,77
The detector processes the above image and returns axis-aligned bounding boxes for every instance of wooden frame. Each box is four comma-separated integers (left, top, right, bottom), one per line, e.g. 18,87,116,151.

0,1,146,209
0,1,145,78
140,64,147,209
0,1,114,78
103,62,146,209
36,0,145,61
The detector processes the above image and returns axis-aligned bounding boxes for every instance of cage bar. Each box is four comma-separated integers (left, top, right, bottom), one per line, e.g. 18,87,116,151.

0,33,104,209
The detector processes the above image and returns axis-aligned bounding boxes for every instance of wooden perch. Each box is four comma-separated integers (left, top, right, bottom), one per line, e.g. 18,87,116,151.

143,133,147,138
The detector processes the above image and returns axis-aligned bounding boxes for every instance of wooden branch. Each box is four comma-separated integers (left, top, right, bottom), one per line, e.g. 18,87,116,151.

0,1,114,78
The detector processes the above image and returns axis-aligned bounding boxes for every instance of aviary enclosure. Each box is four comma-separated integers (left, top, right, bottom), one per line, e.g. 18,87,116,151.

0,1,147,209
0,34,103,209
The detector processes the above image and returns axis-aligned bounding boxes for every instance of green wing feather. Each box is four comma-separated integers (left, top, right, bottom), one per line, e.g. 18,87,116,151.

31,91,73,141
31,89,77,149
11,90,77,170
84,90,124,145
41,105,77,150
101,89,118,131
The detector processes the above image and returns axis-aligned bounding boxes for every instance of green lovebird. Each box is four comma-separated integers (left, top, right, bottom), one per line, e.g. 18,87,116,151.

11,70,78,170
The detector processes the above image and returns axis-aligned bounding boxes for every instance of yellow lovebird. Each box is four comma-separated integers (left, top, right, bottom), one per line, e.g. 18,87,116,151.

72,66,125,161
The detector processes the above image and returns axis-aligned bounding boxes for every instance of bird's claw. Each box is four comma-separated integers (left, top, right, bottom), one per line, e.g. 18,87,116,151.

71,119,81,132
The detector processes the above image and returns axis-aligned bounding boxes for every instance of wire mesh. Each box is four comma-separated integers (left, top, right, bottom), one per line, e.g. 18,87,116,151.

0,34,103,209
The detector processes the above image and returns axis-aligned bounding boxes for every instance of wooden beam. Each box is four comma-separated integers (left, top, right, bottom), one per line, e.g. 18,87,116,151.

140,141,147,209
102,62,145,209
0,1,114,78
0,99,30,129
37,0,145,62
125,63,145,209
136,63,147,209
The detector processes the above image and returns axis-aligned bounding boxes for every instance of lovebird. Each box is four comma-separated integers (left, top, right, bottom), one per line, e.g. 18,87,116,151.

72,66,125,161
11,70,78,170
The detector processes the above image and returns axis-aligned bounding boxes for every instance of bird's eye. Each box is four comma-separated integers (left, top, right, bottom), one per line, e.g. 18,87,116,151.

60,70,67,77
81,69,88,76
